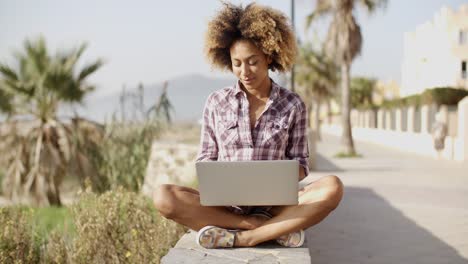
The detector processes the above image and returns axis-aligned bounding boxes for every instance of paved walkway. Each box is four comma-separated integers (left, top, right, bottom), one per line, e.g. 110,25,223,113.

303,133,468,263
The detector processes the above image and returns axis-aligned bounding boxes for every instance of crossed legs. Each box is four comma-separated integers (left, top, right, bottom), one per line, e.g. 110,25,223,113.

153,175,343,247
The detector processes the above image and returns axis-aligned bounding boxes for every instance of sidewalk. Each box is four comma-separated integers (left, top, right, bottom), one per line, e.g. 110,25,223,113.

303,133,468,263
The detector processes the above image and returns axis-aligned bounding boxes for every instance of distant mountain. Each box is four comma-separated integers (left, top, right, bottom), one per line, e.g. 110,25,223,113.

64,74,237,123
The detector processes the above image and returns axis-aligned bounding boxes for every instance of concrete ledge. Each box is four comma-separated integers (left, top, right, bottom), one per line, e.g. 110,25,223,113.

162,230,311,264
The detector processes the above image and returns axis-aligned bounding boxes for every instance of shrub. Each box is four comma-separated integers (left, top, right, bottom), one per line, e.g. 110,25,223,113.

381,99,401,109
86,121,162,193
44,230,70,264
405,94,422,107
355,103,378,111
0,206,73,264
70,188,186,264
422,87,468,106
350,77,376,108
0,169,3,195
0,207,41,264
375,87,467,110
0,189,186,263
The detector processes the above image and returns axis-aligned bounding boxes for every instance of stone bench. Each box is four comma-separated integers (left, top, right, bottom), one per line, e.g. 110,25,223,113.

162,230,311,264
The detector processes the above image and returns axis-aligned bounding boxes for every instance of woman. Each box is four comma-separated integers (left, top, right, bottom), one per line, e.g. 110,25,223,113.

153,2,343,249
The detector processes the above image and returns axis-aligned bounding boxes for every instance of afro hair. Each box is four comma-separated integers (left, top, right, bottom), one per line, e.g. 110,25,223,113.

204,2,297,73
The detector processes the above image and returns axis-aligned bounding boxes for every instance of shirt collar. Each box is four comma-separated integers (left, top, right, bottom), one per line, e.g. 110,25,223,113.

233,80,244,96
233,78,280,102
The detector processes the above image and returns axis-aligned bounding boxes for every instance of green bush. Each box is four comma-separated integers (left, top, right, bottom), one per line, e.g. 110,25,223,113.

350,77,376,109
422,87,468,106
355,103,378,111
376,87,467,109
380,95,422,109
381,98,404,109
405,94,422,106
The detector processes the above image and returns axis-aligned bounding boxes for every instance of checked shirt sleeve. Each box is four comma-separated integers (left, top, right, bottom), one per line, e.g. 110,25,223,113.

196,94,219,162
285,101,310,176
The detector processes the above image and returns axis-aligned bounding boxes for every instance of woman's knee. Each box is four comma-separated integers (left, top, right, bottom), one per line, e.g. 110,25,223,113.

319,175,344,210
153,184,179,219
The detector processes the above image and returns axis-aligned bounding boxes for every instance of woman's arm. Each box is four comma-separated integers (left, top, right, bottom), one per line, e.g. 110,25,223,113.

285,99,310,182
196,94,218,161
299,165,306,181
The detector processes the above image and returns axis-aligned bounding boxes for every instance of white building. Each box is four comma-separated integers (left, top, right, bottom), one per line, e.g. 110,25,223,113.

401,4,468,96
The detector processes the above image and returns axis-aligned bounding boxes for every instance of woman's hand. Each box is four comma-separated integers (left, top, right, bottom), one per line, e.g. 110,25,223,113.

298,166,306,181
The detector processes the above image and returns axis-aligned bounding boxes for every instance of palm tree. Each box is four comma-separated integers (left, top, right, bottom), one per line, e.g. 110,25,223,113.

0,37,103,205
350,77,376,108
0,88,13,115
296,44,339,140
147,81,174,124
306,0,387,154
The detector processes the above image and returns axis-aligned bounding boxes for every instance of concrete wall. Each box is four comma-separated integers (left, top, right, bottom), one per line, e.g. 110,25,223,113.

324,100,468,161
322,124,457,160
456,97,468,161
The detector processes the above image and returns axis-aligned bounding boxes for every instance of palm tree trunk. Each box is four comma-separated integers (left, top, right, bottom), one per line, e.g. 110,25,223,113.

314,97,321,141
326,99,332,124
341,62,356,154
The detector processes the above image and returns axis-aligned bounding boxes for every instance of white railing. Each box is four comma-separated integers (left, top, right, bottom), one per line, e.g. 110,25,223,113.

322,97,468,161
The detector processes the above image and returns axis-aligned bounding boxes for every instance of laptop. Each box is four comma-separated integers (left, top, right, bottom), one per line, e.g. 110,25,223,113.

195,160,299,206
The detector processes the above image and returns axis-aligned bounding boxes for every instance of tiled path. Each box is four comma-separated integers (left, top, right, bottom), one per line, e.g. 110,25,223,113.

304,133,468,263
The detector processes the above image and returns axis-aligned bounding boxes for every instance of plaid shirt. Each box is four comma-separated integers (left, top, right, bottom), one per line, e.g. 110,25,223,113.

196,79,309,176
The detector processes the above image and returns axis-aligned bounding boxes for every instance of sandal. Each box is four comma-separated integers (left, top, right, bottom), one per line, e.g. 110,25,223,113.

196,225,238,248
275,229,305,248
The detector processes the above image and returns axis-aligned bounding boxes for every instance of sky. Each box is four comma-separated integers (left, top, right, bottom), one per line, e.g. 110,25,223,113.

1,0,467,97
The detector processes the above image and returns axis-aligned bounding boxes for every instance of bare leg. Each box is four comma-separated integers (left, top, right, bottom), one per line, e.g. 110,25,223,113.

153,184,267,231
235,175,344,247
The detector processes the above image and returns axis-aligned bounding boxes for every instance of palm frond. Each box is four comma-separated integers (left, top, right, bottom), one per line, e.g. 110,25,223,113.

0,63,19,81
23,37,50,77
61,43,87,71
360,0,388,13
305,0,333,29
78,59,104,82
296,43,339,101
0,85,13,113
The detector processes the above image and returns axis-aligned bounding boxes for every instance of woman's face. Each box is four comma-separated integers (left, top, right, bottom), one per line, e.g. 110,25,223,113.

229,39,272,91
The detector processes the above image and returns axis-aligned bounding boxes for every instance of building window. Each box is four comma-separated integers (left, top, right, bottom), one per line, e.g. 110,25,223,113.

460,29,468,45
463,61,467,79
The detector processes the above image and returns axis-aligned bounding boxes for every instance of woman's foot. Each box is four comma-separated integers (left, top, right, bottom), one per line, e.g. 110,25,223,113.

196,226,238,248
275,229,305,247
250,210,305,247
